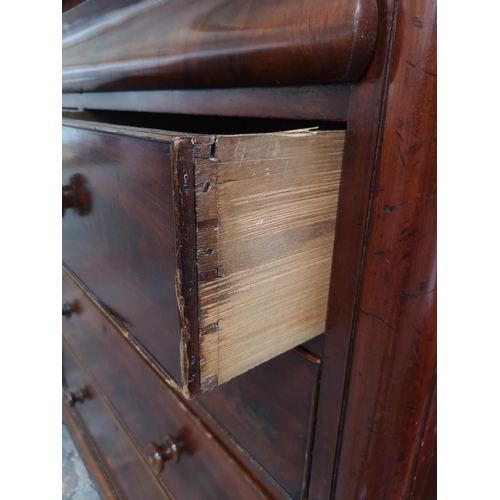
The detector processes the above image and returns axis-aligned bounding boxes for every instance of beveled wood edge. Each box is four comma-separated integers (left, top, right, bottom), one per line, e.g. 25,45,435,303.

300,354,322,500
62,85,350,122
63,267,272,499
191,397,294,500
344,0,379,80
62,265,184,394
307,0,400,495
408,371,437,499
63,340,175,499
192,347,322,500
171,138,204,398
62,117,188,142
63,402,122,500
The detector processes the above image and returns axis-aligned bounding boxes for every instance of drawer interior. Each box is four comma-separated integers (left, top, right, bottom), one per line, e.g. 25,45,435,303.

63,115,344,396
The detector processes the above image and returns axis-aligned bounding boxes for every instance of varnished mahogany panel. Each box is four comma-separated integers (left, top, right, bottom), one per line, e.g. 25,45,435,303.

199,348,320,499
62,271,267,499
334,0,437,498
62,85,350,122
308,0,400,495
410,380,436,500
62,0,378,92
63,339,170,500
62,122,182,383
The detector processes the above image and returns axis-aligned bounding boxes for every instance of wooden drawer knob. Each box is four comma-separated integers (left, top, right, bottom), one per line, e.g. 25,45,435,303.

62,174,91,217
146,435,181,472
62,302,73,317
63,387,89,407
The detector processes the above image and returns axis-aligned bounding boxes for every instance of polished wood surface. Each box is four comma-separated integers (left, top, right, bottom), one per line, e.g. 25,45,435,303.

63,339,171,500
63,402,119,500
195,130,344,389
63,118,345,397
334,0,437,497
63,271,267,499
409,381,437,500
146,435,183,472
62,0,378,92
308,1,399,495
62,85,350,122
62,121,183,384
199,347,320,500
61,0,437,496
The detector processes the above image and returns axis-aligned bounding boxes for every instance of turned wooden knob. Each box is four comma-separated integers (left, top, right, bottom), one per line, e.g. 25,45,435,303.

62,302,73,317
62,174,91,217
63,387,89,407
146,435,181,472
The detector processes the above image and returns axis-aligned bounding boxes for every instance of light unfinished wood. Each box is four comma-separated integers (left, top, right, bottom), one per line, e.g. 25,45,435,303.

62,117,345,396
193,129,345,389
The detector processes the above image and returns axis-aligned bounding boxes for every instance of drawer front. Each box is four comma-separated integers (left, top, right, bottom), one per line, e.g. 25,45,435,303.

62,271,265,500
62,124,182,383
63,338,170,500
199,349,320,500
63,119,344,397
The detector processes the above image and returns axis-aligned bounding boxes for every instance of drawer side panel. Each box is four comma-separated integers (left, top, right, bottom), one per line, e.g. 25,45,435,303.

196,130,344,386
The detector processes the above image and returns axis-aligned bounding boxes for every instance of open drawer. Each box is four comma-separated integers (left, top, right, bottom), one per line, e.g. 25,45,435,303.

62,118,344,396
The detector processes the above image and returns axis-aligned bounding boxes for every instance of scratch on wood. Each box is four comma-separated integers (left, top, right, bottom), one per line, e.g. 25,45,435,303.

410,16,424,29
360,309,397,332
397,145,407,169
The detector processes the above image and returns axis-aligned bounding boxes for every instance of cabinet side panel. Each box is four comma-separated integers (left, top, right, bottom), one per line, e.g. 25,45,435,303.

335,0,437,497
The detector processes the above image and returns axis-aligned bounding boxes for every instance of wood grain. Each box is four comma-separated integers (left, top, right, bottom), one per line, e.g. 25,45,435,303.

62,120,184,384
62,0,378,92
198,348,321,499
334,0,437,497
63,272,268,499
409,378,437,500
63,118,345,396
62,85,351,122
63,339,171,500
195,130,344,387
62,403,120,500
308,0,399,496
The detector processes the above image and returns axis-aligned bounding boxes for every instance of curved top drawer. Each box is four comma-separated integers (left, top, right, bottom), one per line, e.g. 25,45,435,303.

62,0,378,92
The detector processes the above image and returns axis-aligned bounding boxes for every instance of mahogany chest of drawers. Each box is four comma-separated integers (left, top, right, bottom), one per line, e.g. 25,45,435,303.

62,1,437,499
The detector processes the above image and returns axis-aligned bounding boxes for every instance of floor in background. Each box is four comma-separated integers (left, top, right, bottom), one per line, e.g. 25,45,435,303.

63,424,101,500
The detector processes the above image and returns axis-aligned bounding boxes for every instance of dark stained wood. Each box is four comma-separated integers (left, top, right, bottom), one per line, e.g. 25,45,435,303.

63,403,123,500
145,435,183,472
62,0,378,92
62,121,183,384
62,0,87,14
171,139,202,396
63,339,171,500
62,118,345,397
300,333,324,358
62,174,91,217
198,347,320,500
63,272,269,499
308,1,399,497
409,379,437,500
334,0,437,498
60,1,438,497
61,85,350,122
